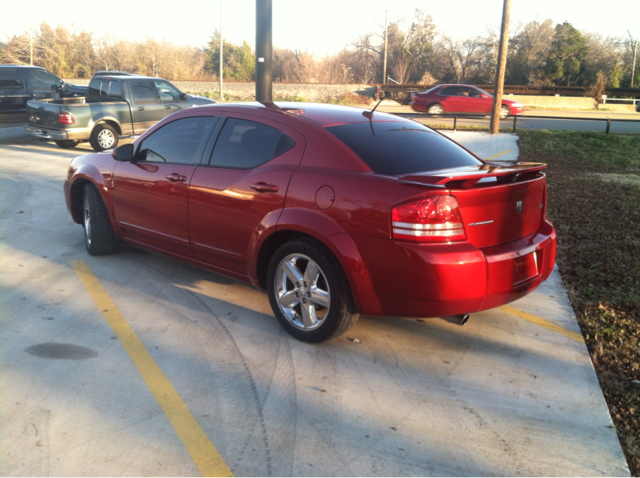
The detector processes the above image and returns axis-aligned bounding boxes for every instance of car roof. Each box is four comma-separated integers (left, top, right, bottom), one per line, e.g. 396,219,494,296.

0,64,46,69
190,102,411,127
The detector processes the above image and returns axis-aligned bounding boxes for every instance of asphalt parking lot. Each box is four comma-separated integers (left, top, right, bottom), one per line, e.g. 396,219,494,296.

0,126,630,476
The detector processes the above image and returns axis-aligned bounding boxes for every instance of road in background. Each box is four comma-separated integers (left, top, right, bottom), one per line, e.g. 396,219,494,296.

0,127,630,476
377,105,640,134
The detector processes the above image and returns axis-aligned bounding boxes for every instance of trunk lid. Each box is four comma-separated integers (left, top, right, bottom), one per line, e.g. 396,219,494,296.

399,163,547,249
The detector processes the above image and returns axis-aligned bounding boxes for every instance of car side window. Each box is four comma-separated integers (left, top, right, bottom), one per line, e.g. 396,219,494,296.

439,86,460,96
132,81,157,103
0,69,23,89
209,118,295,169
154,80,182,102
29,70,61,90
88,80,122,99
138,116,217,164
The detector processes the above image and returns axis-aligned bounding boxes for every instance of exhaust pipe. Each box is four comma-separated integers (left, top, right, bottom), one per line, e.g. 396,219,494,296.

444,314,470,326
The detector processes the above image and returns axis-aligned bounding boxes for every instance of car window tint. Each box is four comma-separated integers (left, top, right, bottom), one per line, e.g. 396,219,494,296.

0,69,23,89
138,116,217,164
29,70,60,89
154,80,182,102
88,80,122,98
209,118,295,169
132,81,156,103
325,122,482,176
439,86,459,96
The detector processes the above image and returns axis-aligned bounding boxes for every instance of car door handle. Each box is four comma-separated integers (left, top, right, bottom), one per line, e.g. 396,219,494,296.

251,182,279,193
166,173,187,182
163,105,172,109
137,107,144,111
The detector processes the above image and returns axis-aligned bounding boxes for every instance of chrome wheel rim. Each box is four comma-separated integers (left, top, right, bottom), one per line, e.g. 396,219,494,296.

83,192,91,246
500,107,509,119
97,129,115,149
429,104,443,115
274,253,330,331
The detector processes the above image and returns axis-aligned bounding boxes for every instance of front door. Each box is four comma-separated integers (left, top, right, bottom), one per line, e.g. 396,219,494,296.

129,80,165,133
28,69,61,101
111,115,218,257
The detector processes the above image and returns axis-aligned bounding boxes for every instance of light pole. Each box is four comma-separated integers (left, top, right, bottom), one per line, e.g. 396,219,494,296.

219,0,223,101
255,0,273,102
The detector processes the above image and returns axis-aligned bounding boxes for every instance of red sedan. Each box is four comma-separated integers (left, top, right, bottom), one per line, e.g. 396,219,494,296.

411,84,525,118
64,103,555,342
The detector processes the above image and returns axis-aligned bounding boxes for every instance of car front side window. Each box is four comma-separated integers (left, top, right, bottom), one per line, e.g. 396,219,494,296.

138,116,218,164
154,80,182,102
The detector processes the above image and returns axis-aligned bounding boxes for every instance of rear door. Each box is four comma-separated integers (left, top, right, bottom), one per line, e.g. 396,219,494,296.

0,68,29,122
437,86,465,112
188,113,305,276
111,115,219,257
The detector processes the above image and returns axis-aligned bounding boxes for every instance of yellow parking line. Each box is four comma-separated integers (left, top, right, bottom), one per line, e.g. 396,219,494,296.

71,261,233,477
499,305,584,343
484,150,512,161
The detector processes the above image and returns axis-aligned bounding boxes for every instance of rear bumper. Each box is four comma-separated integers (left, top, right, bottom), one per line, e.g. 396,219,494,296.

350,218,556,318
24,125,89,141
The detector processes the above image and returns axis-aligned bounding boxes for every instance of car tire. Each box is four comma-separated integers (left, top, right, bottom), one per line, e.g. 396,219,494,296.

83,184,115,255
499,105,510,119
89,124,118,152
267,239,359,343
54,140,80,149
428,103,445,115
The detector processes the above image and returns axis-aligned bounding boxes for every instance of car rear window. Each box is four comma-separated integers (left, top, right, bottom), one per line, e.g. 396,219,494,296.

325,122,482,175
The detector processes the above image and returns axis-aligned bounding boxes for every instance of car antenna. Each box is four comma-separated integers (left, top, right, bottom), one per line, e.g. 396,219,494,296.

362,94,385,118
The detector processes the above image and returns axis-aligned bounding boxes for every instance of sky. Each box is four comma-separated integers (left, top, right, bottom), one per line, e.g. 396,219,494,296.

2,0,640,57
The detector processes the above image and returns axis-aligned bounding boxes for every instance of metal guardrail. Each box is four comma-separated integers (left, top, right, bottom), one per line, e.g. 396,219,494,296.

393,112,640,134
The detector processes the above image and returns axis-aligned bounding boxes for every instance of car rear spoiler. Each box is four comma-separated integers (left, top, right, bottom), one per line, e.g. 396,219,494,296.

398,162,547,189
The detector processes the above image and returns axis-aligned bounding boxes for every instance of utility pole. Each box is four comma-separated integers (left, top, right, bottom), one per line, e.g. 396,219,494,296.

490,0,511,134
219,0,223,101
383,10,388,84
631,40,638,87
255,0,273,102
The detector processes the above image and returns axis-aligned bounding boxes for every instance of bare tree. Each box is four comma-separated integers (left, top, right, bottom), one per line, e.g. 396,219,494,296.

439,36,483,83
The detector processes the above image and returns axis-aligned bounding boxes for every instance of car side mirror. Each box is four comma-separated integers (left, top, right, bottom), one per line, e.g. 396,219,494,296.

180,92,188,101
112,143,135,161
481,94,489,99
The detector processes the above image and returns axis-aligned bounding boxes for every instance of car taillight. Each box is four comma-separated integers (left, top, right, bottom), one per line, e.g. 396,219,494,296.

392,196,466,243
59,112,75,125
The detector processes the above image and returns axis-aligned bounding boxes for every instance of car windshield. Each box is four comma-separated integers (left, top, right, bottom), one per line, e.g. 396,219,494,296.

326,122,483,176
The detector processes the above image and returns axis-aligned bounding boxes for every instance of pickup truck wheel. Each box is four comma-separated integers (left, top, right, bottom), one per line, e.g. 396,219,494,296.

83,184,115,255
267,239,359,343
54,140,79,149
90,124,118,152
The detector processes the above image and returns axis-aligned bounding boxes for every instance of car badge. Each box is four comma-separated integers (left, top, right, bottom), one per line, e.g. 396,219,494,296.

516,201,523,214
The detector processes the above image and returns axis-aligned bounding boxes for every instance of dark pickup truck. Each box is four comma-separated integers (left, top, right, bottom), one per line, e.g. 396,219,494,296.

0,64,87,123
24,72,215,151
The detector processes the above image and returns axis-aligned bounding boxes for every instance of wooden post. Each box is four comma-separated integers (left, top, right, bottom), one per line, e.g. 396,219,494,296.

490,0,511,134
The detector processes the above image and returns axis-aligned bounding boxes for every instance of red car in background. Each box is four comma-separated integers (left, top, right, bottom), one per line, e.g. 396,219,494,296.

411,84,525,118
64,102,554,343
